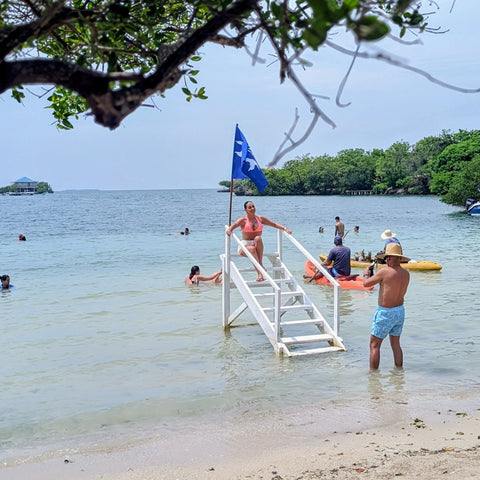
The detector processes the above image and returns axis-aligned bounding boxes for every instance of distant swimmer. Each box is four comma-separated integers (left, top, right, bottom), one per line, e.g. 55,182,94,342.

1,275,14,289
18,233,26,241
174,228,190,236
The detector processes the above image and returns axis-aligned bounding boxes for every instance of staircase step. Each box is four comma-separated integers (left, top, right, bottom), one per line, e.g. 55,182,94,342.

281,333,334,344
287,345,346,356
262,305,313,313
254,290,304,298
246,278,293,287
280,318,324,326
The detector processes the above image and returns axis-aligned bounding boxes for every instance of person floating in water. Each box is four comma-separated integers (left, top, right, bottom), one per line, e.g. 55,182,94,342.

1,275,14,289
185,266,222,285
18,233,26,241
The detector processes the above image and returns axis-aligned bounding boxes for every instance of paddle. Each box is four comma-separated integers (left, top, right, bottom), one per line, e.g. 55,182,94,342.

368,259,378,277
305,267,323,283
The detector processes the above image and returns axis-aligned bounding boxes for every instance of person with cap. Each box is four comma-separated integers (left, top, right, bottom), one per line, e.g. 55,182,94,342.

321,235,351,277
362,243,410,370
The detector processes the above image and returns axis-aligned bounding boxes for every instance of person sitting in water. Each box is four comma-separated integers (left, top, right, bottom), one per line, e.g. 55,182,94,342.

380,229,400,248
185,266,222,285
226,201,291,282
377,229,401,263
1,275,14,289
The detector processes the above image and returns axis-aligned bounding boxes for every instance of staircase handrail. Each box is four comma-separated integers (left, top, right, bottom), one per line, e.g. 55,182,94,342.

278,230,340,335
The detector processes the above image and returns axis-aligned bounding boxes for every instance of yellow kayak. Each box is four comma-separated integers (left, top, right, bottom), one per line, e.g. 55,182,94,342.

319,254,442,271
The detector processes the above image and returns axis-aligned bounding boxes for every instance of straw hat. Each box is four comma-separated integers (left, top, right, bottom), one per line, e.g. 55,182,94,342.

380,229,396,240
376,243,410,263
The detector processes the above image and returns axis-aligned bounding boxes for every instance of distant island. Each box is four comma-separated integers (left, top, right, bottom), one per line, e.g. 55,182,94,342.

0,177,53,195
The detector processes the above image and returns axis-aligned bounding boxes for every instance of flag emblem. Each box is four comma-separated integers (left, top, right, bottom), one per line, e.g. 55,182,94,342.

231,125,268,193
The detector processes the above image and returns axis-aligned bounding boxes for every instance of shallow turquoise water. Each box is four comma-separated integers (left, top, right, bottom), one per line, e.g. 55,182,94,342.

0,190,478,460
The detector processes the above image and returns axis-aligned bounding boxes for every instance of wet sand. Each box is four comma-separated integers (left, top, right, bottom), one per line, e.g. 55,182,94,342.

4,390,480,480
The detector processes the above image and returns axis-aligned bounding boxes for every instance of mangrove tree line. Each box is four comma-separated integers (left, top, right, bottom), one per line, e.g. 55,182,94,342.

220,129,480,207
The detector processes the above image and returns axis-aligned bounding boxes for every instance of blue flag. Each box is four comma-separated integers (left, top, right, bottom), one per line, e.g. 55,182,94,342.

231,125,269,193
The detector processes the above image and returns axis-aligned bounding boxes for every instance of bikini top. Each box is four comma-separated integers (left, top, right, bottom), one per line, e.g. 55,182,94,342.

242,215,263,233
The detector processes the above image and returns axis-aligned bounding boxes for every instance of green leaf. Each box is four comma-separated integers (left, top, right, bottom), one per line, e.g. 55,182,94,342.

11,87,25,103
343,0,360,11
355,16,390,41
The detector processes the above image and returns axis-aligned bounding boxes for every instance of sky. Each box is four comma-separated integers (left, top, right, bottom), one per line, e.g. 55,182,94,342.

2,1,479,191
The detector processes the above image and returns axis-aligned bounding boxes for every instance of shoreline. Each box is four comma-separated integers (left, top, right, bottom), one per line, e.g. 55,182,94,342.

3,389,480,480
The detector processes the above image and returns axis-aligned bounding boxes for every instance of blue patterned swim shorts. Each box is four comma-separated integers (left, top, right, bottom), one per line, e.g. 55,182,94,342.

370,305,405,339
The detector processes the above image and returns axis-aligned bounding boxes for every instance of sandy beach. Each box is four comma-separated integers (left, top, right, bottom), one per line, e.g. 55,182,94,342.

4,389,480,480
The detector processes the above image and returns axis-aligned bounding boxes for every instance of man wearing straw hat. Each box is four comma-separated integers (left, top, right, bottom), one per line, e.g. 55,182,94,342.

362,243,410,370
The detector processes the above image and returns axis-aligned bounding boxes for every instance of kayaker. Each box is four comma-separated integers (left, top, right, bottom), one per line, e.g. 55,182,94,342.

320,235,351,277
362,243,410,370
380,229,401,248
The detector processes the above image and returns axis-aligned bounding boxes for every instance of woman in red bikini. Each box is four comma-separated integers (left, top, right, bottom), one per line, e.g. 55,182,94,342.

226,201,291,281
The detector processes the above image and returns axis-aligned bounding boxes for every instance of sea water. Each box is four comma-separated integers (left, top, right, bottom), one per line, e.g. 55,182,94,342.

1,190,479,462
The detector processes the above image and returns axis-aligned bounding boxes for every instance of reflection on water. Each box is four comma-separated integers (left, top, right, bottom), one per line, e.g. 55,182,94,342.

368,368,406,402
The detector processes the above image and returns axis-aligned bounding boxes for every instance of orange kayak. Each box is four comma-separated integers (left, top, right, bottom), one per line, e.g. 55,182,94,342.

304,260,373,290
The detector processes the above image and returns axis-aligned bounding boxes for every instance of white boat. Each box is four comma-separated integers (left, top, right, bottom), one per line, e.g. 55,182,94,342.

465,198,480,215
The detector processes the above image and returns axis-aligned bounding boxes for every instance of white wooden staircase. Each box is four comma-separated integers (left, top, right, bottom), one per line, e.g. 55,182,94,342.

220,229,346,357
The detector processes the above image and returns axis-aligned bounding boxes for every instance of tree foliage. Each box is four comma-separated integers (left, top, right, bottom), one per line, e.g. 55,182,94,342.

0,0,428,130
228,129,480,208
441,155,480,206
